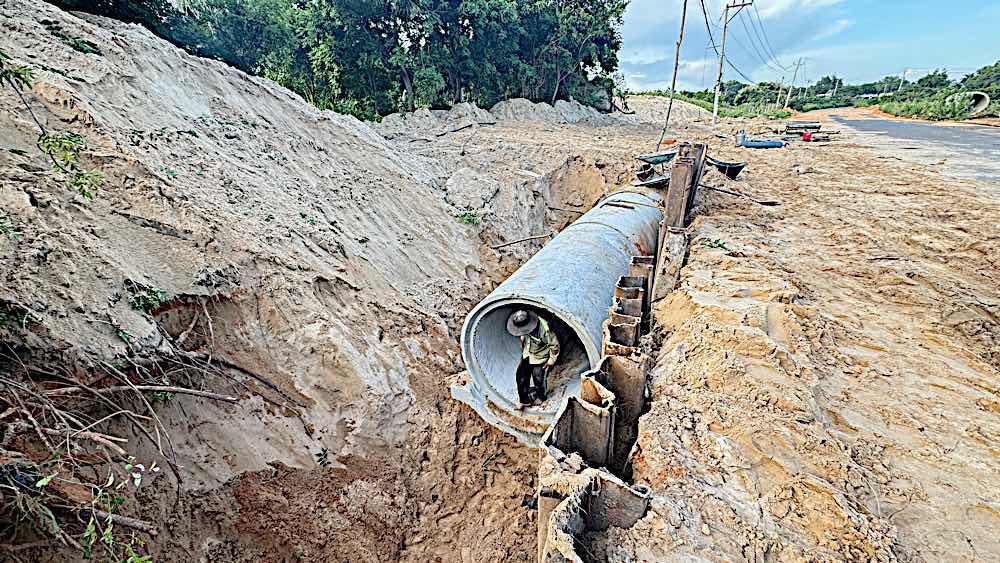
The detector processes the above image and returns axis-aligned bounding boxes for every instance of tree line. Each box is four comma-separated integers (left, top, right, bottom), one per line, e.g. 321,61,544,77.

649,60,999,119
56,0,627,120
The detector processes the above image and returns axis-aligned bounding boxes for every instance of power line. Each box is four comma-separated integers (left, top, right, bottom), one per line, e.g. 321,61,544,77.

717,21,774,79
736,10,785,74
750,3,788,70
711,1,754,125
700,0,719,54
699,0,755,83
741,8,787,72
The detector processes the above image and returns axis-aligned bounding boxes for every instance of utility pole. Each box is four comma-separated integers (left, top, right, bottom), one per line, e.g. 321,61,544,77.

784,58,802,108
897,69,907,92
774,76,785,110
711,1,752,126
658,0,688,149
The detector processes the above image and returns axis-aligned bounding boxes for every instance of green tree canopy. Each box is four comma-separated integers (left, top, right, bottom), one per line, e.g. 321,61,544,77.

56,0,627,119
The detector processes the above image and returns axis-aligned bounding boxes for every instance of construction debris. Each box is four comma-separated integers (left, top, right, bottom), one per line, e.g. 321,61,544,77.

737,130,786,148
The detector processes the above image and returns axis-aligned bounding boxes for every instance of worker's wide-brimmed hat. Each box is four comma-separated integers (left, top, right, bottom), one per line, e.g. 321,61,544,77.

506,310,538,336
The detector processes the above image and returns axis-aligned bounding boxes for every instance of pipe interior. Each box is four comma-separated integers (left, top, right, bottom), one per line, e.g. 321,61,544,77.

471,304,589,410
970,93,990,114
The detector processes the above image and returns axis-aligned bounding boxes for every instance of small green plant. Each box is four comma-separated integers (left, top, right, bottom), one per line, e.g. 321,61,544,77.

125,281,168,314
1,212,23,241
0,304,34,331
699,238,729,250
42,20,103,56
455,211,480,225
2,50,105,199
161,166,178,179
0,49,34,91
69,169,105,199
150,377,176,403
78,457,159,560
38,132,84,169
3,453,157,560
37,132,106,199
316,447,331,468
117,328,132,343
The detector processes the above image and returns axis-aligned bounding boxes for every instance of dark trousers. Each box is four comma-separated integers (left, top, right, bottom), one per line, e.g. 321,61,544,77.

516,357,547,404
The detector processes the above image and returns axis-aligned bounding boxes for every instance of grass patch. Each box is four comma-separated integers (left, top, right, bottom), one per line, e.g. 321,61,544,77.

455,211,480,225
880,98,969,121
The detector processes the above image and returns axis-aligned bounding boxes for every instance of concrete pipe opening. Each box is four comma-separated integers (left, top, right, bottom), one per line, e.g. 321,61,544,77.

968,92,991,116
454,190,664,445
946,91,991,116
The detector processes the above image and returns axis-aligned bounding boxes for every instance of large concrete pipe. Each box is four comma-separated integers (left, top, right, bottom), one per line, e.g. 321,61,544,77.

452,190,663,445
946,91,991,116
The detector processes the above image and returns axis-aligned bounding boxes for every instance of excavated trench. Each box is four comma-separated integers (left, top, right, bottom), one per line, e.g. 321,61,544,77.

452,144,706,562
1,6,675,555
455,191,664,444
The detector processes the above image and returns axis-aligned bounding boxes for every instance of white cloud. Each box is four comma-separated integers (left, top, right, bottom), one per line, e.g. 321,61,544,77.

621,46,671,66
812,18,850,40
755,0,846,19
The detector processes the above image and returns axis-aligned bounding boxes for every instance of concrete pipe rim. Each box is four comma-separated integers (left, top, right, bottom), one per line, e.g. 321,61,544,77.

461,295,600,418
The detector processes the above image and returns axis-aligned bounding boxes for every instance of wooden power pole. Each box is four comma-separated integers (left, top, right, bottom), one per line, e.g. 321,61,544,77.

784,58,802,108
658,0,689,149
711,1,752,126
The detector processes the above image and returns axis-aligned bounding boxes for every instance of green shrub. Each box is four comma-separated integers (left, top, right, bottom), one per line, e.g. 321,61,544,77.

455,211,480,225
880,98,969,121
125,281,168,314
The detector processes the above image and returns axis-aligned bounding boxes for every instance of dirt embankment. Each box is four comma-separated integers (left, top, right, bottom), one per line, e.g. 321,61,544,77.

0,3,704,560
607,135,1000,561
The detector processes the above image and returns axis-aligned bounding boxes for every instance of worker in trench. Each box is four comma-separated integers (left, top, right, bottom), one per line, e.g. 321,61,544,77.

507,310,560,408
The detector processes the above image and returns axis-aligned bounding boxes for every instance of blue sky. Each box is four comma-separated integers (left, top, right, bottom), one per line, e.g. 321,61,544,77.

620,0,1000,91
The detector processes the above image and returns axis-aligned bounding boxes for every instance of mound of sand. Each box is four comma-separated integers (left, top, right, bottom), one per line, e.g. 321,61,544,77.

626,94,713,125
1,2,544,559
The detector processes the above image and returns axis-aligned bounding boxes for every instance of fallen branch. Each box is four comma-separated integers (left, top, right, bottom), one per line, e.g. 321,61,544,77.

491,232,554,250
38,427,127,456
181,351,305,408
90,510,158,536
436,122,474,136
44,385,238,403
700,184,779,206
547,206,585,214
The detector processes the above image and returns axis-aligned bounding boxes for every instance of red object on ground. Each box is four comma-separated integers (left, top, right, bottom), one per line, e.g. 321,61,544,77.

801,131,813,142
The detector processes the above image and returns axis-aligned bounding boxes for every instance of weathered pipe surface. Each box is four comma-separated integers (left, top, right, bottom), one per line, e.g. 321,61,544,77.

453,190,663,445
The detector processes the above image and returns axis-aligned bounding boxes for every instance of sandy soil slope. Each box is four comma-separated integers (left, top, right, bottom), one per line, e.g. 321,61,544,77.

2,2,998,561
603,130,1000,562
1,2,699,560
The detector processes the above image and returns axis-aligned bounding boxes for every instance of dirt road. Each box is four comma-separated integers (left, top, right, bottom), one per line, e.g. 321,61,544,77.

809,107,1000,184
